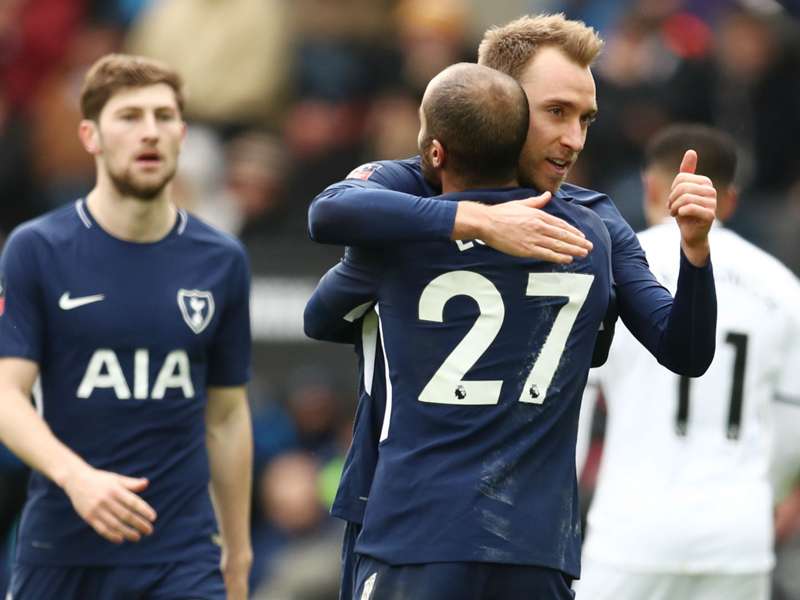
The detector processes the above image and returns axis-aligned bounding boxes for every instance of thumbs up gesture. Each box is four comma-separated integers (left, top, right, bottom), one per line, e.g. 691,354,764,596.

668,149,717,266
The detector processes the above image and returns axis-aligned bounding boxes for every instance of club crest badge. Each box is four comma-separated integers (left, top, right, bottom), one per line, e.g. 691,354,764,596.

177,289,215,334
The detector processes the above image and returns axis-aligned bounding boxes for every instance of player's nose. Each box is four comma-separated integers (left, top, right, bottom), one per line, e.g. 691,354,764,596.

140,113,160,140
561,120,585,153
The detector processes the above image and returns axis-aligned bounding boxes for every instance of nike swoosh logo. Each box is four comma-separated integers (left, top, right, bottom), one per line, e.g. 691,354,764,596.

59,292,105,310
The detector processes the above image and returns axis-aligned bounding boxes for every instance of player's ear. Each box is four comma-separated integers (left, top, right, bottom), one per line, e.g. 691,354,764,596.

78,120,101,155
430,139,446,169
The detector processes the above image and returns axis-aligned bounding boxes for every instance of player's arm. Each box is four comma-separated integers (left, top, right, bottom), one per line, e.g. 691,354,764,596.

0,357,157,544
626,151,717,376
206,385,253,600
598,191,716,376
304,247,383,344
613,232,716,377
204,243,253,600
308,162,592,262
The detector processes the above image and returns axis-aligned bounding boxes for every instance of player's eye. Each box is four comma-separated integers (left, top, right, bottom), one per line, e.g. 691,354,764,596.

548,107,564,117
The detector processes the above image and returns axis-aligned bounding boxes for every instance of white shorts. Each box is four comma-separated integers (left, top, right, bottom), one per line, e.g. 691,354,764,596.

574,559,769,600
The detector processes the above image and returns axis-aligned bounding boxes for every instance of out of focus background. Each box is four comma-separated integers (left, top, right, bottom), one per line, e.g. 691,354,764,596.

1,0,799,598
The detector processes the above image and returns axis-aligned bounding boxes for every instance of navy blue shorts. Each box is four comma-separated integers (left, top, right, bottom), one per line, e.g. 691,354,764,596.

354,555,575,600
9,557,225,600
340,521,361,600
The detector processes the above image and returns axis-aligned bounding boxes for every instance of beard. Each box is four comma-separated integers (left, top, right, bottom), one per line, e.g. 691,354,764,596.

107,163,177,201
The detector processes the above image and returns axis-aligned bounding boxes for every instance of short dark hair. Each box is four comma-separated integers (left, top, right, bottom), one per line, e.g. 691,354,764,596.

422,63,529,185
80,53,184,121
645,124,738,190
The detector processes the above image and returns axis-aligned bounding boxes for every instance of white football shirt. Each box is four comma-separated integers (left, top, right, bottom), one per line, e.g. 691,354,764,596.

580,221,800,573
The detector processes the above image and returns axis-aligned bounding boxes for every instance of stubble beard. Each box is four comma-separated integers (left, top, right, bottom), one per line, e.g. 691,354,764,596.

107,163,176,201
519,159,564,195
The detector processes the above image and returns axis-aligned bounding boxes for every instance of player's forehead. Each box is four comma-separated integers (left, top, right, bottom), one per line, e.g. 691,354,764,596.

100,83,180,116
518,46,597,112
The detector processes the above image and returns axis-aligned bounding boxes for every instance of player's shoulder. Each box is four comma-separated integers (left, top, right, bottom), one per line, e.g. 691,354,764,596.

342,156,437,196
557,182,611,207
715,227,800,299
557,182,629,232
345,156,421,181
179,210,248,262
3,201,85,252
551,189,612,251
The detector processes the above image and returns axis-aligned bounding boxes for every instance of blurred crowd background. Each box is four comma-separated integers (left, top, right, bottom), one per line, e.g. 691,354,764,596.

1,0,799,598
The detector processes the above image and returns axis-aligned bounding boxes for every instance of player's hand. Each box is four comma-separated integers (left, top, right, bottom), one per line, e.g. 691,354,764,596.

668,150,717,266
221,548,252,600
463,191,593,262
62,466,157,544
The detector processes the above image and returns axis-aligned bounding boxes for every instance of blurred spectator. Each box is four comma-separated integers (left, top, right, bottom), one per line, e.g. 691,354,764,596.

27,21,121,209
394,0,475,95
712,8,800,196
181,129,289,239
579,3,714,222
125,0,291,127
0,91,36,237
1,0,85,112
285,368,346,461
251,452,342,599
362,88,421,160
171,124,226,223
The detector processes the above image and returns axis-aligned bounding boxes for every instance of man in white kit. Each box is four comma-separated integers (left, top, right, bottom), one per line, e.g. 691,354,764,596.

575,124,800,600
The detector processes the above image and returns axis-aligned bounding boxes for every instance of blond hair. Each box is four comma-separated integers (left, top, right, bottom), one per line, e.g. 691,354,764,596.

478,13,603,79
80,53,184,121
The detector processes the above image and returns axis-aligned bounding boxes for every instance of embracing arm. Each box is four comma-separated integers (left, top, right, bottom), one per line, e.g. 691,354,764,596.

0,357,156,543
206,385,253,600
308,184,455,245
308,169,591,262
304,246,383,343
612,229,716,377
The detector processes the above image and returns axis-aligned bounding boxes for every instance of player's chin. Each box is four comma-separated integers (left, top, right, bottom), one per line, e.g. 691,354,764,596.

131,179,171,200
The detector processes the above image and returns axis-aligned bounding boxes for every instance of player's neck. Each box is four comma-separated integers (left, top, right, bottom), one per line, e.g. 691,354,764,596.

85,185,178,243
440,171,518,194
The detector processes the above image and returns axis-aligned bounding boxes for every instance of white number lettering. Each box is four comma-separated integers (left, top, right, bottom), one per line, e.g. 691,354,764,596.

518,273,594,404
418,271,504,405
77,349,194,400
77,349,131,399
151,350,195,399
417,271,594,406
134,349,149,400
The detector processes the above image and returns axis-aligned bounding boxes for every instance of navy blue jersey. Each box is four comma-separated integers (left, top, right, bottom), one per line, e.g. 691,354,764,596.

329,310,386,524
308,156,715,377
0,200,251,566
308,188,612,576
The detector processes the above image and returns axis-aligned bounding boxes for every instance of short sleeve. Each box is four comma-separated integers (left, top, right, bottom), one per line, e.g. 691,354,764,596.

0,227,46,362
206,244,252,386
